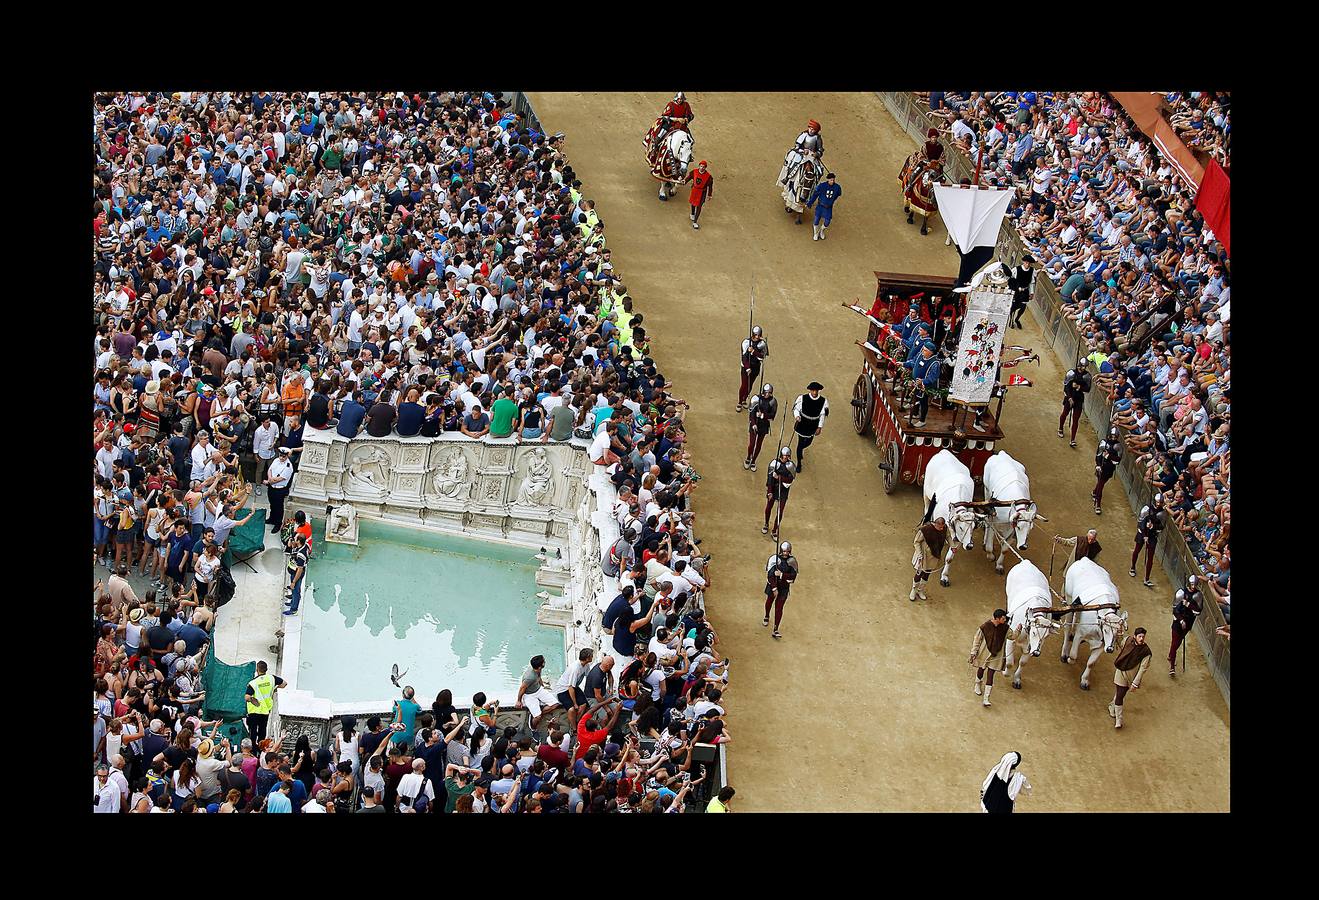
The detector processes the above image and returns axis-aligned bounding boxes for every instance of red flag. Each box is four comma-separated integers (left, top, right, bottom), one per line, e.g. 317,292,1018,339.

1195,160,1230,257
1008,375,1033,387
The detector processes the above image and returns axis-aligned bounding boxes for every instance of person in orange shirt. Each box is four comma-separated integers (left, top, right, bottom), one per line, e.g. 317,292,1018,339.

685,160,714,230
280,370,307,420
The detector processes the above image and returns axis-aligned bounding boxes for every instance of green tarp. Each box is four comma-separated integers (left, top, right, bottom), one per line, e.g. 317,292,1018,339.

201,642,255,745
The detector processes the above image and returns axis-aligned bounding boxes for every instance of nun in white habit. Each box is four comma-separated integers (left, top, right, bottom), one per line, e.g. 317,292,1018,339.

980,751,1031,813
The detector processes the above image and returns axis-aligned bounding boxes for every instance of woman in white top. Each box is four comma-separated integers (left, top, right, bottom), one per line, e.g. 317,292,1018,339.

334,717,361,778
192,543,222,601
171,759,201,812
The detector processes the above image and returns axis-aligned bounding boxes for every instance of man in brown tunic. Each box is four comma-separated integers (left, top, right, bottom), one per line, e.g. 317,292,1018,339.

1074,530,1101,562
1109,626,1151,730
911,517,948,601
969,610,1010,708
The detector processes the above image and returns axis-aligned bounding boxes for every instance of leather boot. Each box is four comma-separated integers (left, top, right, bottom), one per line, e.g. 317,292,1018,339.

982,684,992,707
1108,701,1117,719
909,582,919,602
974,671,983,695
916,580,928,600
1114,706,1124,729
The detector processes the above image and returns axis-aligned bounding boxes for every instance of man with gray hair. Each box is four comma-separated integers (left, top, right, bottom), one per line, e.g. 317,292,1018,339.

397,758,434,812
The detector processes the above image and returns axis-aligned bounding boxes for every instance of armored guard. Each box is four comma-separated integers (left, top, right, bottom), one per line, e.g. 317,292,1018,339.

744,383,778,471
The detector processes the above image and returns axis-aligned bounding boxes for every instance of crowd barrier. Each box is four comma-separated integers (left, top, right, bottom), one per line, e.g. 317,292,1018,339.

876,92,1229,707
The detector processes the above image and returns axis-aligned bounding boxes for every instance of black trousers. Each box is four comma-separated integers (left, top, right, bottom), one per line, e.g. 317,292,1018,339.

268,485,289,531
1010,300,1029,327
794,431,814,466
246,712,269,746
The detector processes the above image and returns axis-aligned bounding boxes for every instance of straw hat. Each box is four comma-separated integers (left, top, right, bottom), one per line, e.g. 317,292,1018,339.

198,740,214,759
145,381,160,396
128,608,144,624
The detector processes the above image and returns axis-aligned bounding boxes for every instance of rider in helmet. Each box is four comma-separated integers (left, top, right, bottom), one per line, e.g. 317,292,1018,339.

1060,358,1092,448
1093,425,1124,515
1130,497,1166,588
745,382,777,471
763,539,799,640
1168,574,1203,677
737,325,769,412
794,120,825,159
763,446,796,539
654,92,693,145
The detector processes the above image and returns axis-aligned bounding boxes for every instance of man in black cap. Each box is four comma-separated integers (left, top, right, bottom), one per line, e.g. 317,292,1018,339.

1058,359,1091,448
792,382,828,472
1007,255,1036,329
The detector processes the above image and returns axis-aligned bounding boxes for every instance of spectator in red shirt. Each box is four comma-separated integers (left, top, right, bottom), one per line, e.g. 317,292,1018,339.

574,698,622,762
536,730,571,771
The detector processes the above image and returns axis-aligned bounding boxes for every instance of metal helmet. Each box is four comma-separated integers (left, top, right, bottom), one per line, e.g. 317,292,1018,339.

1186,574,1198,589
751,325,763,338
1109,427,1120,441
674,92,686,102
780,446,792,459
1153,492,1164,506
1175,589,1186,604
1077,358,1089,370
761,383,774,395
779,541,792,556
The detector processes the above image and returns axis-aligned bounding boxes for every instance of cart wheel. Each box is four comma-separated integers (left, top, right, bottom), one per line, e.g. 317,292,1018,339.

852,373,875,436
883,440,901,494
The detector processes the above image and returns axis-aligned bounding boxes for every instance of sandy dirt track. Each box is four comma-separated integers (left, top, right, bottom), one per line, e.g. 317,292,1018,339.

529,91,1229,811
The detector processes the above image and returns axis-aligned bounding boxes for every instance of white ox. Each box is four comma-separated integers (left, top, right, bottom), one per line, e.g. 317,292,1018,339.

982,451,1042,574
1003,560,1062,690
1060,558,1129,690
922,450,980,587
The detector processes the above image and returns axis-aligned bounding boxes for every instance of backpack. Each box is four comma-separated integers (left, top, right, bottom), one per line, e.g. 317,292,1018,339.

212,565,237,608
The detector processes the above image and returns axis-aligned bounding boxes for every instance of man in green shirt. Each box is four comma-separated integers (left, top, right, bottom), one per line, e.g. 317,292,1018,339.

443,764,480,813
706,785,735,813
489,395,519,438
547,403,576,442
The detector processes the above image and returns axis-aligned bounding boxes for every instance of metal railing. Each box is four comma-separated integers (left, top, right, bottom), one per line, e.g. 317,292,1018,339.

877,92,1228,706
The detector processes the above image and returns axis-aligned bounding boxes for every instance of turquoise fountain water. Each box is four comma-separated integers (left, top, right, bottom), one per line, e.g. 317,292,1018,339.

299,519,562,705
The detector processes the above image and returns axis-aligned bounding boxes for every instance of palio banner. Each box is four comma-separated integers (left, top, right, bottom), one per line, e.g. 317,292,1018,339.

948,272,1014,406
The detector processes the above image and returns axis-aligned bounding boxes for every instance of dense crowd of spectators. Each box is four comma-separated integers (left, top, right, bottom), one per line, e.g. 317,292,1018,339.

915,90,1230,624
92,90,736,813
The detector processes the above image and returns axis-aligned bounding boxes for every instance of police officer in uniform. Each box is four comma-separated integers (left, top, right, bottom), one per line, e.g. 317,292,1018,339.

905,341,942,428
737,326,769,411
1093,426,1123,514
763,540,799,640
744,383,777,472
763,446,796,539
1168,575,1203,677
1007,255,1036,329
792,382,829,472
1058,359,1092,448
1129,494,1166,588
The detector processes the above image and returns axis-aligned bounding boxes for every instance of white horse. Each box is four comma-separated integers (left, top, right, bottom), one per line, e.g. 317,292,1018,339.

651,129,694,200
1059,558,1128,690
778,149,825,222
922,450,981,587
1003,560,1062,690
982,451,1042,574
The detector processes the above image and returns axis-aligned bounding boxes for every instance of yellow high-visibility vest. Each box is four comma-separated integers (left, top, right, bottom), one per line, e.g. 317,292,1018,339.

246,673,276,715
